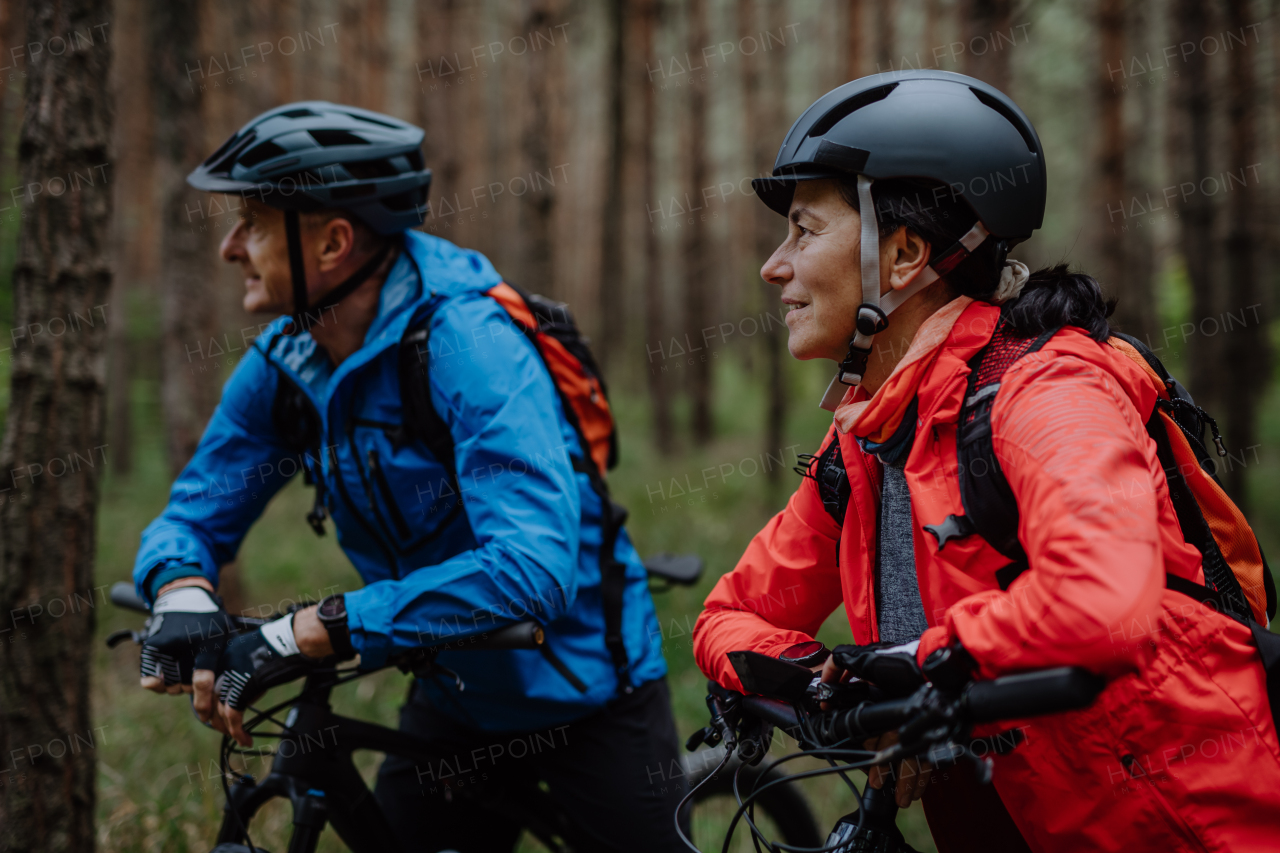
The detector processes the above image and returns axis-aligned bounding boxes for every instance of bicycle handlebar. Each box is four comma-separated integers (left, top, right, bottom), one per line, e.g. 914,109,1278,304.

106,581,544,654
962,666,1103,723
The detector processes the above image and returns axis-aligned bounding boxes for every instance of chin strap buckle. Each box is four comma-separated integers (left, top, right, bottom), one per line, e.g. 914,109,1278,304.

855,303,889,337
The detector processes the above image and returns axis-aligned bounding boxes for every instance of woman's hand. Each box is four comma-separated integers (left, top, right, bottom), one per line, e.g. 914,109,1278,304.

821,645,933,807
864,730,933,808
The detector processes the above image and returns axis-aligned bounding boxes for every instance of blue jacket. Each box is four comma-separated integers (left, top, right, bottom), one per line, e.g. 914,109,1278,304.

133,231,666,731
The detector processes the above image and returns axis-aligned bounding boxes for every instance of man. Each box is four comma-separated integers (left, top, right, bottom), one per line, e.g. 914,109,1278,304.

133,101,685,851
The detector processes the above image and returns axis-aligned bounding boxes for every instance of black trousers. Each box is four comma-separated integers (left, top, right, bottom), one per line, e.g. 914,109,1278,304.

374,677,690,852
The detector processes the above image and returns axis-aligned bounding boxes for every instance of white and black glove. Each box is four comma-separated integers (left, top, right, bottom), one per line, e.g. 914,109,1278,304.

215,614,319,711
140,586,236,686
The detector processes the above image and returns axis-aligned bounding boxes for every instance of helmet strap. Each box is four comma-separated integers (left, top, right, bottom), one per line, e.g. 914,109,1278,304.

284,209,310,331
283,209,397,335
818,178,991,412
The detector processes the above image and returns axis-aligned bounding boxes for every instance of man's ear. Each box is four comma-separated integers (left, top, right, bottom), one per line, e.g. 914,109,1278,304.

315,217,358,273
886,227,932,292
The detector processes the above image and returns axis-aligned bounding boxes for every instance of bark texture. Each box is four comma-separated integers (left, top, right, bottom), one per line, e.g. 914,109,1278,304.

0,0,114,849
149,0,217,475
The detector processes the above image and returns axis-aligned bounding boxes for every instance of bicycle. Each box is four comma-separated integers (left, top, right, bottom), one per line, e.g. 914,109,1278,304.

105,553,822,853
680,648,1105,852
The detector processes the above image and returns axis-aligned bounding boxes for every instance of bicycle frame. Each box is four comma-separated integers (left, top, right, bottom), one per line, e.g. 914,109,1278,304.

213,666,577,853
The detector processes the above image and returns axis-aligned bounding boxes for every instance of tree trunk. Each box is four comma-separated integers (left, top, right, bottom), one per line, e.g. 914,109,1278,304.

872,1,894,72
1093,0,1128,329
1220,0,1267,506
0,0,113,849
845,0,864,80
517,0,565,297
639,0,672,452
684,0,712,444
106,0,154,476
741,0,787,481
1170,0,1221,415
762,0,787,480
960,0,1012,91
598,0,627,371
150,0,218,476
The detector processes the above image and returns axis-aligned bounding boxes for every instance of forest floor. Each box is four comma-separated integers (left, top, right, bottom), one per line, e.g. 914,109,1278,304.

85,332,1280,852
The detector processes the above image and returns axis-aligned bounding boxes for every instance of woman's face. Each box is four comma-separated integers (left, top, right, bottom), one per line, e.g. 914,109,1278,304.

761,179,877,362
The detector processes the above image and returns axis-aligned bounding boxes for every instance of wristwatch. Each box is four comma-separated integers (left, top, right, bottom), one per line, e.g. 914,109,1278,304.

779,641,830,668
316,594,356,660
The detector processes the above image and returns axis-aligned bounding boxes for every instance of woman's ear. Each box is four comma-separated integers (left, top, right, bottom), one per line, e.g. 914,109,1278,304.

884,227,932,293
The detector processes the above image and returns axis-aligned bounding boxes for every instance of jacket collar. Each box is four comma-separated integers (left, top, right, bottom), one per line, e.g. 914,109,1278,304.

257,231,503,403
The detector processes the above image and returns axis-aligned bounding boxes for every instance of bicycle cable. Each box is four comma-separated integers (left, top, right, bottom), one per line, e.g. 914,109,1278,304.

675,745,736,853
723,752,880,853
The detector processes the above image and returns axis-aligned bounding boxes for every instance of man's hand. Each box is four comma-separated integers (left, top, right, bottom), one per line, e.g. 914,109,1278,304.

139,577,233,695
212,609,326,746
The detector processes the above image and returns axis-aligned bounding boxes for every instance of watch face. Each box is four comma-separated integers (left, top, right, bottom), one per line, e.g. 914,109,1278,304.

319,595,346,622
780,641,829,667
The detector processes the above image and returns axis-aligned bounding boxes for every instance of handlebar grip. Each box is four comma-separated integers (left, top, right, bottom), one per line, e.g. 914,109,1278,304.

829,695,917,741
109,582,149,614
741,695,801,732
435,621,545,651
964,667,1104,723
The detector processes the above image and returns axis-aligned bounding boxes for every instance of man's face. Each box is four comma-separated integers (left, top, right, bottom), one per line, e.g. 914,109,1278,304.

219,198,301,315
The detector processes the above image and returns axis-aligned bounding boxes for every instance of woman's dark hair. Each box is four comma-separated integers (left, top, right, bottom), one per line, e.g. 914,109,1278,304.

836,177,1114,341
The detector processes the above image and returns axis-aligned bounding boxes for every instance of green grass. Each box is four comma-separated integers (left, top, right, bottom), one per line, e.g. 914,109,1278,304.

89,351,938,852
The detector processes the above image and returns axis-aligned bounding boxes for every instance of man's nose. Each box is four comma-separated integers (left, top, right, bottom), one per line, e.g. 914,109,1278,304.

220,222,244,262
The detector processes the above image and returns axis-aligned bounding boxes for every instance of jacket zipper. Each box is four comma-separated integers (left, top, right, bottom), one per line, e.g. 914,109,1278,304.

368,448,413,539
331,439,401,579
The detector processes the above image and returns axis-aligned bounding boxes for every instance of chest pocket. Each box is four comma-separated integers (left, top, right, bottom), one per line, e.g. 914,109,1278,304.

347,422,466,559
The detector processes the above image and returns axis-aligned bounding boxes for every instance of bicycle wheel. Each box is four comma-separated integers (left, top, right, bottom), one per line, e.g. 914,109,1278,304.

683,751,823,851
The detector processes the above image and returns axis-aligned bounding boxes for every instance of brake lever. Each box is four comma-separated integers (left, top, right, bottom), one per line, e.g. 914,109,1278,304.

105,629,144,648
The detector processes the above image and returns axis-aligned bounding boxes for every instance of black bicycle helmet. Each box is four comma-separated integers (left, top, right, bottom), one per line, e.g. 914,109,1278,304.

188,101,433,332
751,70,1046,407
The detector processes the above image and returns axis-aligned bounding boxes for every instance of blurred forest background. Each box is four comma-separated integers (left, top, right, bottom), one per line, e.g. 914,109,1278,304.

0,0,1279,851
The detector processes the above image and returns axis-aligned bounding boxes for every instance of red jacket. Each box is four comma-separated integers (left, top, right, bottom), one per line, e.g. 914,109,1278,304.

693,301,1280,852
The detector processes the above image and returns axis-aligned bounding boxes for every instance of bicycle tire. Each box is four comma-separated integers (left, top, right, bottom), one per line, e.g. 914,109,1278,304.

683,751,823,849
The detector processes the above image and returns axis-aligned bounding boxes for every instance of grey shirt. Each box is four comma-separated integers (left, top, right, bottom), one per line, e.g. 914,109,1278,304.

875,457,930,644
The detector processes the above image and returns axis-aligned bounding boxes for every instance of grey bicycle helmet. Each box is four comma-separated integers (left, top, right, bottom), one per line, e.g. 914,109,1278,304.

188,101,432,332
751,70,1046,407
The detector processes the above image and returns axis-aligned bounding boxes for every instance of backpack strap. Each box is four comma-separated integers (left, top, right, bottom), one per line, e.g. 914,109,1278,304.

265,330,330,536
796,434,852,526
402,296,634,692
932,324,1059,583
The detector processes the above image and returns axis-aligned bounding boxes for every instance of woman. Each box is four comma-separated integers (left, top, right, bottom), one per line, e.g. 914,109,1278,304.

692,70,1280,852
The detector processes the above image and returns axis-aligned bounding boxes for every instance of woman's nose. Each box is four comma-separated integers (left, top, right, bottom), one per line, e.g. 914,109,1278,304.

761,243,791,286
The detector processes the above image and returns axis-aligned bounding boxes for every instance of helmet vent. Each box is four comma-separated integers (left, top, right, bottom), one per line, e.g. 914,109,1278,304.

968,88,1038,155
807,83,898,139
239,140,288,168
332,183,376,200
345,111,399,129
280,108,319,119
203,129,256,169
383,190,424,211
309,129,369,147
344,159,399,180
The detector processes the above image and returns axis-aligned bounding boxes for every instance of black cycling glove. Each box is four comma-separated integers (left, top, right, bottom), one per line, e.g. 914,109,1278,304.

140,585,236,686
215,614,319,711
831,640,926,698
